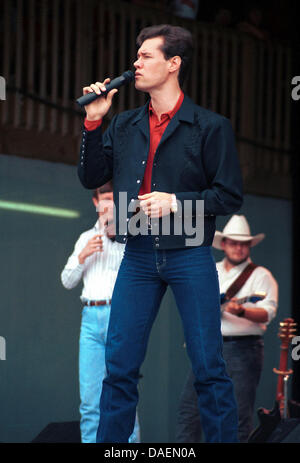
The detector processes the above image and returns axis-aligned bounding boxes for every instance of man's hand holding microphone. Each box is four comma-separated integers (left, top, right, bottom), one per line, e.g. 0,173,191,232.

82,78,118,121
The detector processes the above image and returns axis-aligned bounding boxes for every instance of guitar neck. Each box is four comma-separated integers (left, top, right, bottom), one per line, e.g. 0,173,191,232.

273,318,297,417
276,346,289,404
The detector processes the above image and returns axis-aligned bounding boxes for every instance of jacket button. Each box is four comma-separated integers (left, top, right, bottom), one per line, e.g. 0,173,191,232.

137,179,141,184
152,183,156,187
142,160,146,165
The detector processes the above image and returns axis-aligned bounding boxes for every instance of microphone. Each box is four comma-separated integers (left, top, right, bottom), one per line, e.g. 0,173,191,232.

76,70,134,107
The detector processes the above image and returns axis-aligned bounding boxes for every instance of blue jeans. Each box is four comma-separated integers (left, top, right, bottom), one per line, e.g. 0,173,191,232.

97,235,239,443
79,303,140,443
176,337,264,443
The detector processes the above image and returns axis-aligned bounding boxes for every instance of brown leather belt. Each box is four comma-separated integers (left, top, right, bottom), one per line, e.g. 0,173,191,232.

84,299,111,306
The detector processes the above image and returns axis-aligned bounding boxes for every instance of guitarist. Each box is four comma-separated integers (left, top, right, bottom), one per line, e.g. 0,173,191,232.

176,214,278,443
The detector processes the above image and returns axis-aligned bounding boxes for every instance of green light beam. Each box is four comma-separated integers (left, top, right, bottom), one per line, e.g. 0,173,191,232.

0,200,80,218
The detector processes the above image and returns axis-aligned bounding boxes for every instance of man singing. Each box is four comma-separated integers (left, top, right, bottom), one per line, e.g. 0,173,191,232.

78,24,243,443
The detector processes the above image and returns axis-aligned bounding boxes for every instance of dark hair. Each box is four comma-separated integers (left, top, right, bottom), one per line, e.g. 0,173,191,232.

136,24,193,87
93,180,113,199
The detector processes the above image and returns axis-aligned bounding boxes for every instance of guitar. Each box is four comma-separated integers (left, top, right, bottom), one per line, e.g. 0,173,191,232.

248,318,297,443
220,291,266,306
273,318,297,416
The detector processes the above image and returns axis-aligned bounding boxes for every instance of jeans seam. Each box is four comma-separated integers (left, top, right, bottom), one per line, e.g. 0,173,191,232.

139,284,166,352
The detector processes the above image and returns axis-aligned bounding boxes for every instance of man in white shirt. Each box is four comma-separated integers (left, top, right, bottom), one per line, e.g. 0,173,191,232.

176,214,278,443
61,182,140,443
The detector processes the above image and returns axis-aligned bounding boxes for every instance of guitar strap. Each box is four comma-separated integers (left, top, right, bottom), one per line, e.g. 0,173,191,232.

224,262,258,302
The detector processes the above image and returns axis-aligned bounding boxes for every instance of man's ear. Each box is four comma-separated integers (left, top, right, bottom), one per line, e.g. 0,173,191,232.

92,196,99,209
169,56,181,73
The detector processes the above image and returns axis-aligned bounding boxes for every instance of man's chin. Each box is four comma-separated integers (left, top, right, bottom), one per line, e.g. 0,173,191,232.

134,81,143,89
228,256,248,266
135,81,149,92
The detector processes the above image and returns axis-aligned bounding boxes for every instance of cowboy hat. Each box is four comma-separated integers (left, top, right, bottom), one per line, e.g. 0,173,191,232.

213,215,265,250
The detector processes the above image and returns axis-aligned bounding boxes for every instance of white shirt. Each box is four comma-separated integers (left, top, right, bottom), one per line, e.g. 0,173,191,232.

217,257,278,336
61,220,125,302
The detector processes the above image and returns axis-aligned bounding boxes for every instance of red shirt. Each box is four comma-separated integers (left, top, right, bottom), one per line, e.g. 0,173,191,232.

139,90,184,196
84,90,184,195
